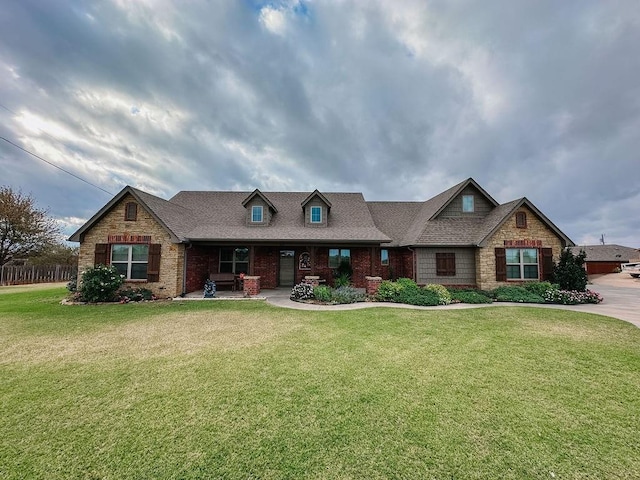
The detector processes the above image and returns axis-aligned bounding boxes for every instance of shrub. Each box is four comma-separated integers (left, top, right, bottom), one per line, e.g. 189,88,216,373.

553,248,588,291
396,278,418,289
492,286,545,304
448,289,493,304
118,287,156,303
331,286,364,304
423,284,452,305
333,260,353,287
398,287,440,306
523,281,558,298
376,280,403,302
290,283,314,301
334,273,351,288
313,285,332,302
544,289,603,305
66,275,78,292
78,265,124,303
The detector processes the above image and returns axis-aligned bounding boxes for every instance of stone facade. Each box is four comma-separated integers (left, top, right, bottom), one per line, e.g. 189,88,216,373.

77,193,184,298
476,205,564,290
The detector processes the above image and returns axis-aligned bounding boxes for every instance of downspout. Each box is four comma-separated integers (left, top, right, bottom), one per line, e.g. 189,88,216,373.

181,242,192,297
407,247,416,282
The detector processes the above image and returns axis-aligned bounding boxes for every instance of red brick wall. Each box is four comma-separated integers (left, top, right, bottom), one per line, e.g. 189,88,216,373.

185,245,212,292
253,246,279,288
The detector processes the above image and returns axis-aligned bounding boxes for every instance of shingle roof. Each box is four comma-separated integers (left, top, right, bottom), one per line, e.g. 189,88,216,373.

367,202,423,247
570,244,639,262
69,178,574,249
170,191,390,243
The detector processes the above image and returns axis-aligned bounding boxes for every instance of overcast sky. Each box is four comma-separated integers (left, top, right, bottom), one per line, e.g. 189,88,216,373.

1,0,638,248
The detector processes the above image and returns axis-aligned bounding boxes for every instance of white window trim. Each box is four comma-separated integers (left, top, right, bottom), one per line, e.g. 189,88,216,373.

310,206,322,223
251,205,263,223
111,244,148,280
462,195,474,213
506,248,539,280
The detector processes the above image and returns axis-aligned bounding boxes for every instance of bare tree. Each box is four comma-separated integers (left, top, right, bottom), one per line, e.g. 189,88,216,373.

0,186,60,266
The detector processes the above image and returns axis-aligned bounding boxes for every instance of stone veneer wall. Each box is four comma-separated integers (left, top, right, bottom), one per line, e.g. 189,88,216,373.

77,193,185,298
476,206,564,291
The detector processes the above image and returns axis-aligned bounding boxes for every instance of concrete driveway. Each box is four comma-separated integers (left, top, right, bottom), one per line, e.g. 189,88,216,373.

584,273,640,327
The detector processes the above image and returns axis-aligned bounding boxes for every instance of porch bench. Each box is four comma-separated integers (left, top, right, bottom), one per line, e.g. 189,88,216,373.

209,273,236,291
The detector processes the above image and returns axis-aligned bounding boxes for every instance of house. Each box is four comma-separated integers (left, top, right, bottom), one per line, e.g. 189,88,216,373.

569,244,640,275
69,178,574,297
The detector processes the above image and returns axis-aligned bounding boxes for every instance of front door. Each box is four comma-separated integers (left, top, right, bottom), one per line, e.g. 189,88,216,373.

279,250,295,286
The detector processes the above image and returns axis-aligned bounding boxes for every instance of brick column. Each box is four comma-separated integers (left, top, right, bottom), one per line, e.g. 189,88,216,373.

365,276,382,296
243,276,260,296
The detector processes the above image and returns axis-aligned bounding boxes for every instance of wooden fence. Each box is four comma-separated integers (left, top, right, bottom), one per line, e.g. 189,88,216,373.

0,265,77,286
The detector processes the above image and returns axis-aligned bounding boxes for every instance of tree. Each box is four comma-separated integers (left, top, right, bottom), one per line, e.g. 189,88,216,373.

28,243,78,266
0,186,60,266
553,248,588,291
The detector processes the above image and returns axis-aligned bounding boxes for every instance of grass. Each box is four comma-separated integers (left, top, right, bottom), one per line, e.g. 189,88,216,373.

1,286,639,479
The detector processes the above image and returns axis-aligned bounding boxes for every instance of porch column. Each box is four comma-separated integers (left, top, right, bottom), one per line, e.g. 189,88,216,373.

249,245,255,275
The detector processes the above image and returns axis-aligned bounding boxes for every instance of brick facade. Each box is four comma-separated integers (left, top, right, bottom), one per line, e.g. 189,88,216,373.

476,206,564,290
77,193,184,298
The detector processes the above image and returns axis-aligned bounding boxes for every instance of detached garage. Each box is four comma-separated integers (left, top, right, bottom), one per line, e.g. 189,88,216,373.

572,244,640,275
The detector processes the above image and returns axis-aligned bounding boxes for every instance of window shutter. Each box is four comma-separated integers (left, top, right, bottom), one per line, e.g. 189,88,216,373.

436,253,456,276
495,248,506,281
94,243,108,266
147,244,161,282
541,248,554,281
125,202,138,221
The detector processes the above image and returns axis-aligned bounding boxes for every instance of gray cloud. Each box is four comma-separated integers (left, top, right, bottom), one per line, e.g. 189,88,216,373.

0,0,638,246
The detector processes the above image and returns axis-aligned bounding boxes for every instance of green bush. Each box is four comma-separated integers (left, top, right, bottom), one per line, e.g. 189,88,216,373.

448,289,493,304
553,248,588,291
331,286,364,304
423,284,452,305
398,287,440,306
376,280,403,302
396,278,418,289
523,281,558,298
118,287,155,303
334,273,351,288
492,286,545,304
313,285,332,302
79,265,124,303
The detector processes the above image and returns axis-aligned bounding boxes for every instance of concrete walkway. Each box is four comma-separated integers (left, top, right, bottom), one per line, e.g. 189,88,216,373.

182,273,639,328
262,273,640,328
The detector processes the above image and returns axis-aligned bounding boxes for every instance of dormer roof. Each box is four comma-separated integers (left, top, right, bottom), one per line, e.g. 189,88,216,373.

301,189,332,211
241,189,278,213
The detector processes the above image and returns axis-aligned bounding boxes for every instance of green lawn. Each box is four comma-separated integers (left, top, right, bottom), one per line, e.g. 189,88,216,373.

1,286,639,479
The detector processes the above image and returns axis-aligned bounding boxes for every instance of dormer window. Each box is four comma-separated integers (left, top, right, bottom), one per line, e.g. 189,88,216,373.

125,202,138,221
462,195,474,213
310,206,322,223
251,205,263,223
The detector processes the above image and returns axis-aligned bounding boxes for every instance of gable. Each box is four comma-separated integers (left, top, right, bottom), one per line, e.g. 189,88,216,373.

437,185,495,218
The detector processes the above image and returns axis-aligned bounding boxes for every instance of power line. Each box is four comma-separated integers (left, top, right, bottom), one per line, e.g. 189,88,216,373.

0,135,114,196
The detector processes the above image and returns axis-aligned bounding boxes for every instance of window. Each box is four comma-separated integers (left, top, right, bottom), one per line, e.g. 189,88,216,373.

220,247,249,274
462,195,474,213
436,253,456,276
506,248,538,280
125,202,138,221
111,244,149,280
310,206,322,223
381,249,389,266
251,205,263,223
328,248,350,268
516,212,527,228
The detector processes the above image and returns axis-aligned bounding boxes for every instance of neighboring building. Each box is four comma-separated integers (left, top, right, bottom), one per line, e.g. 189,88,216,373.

569,244,640,275
69,178,574,297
